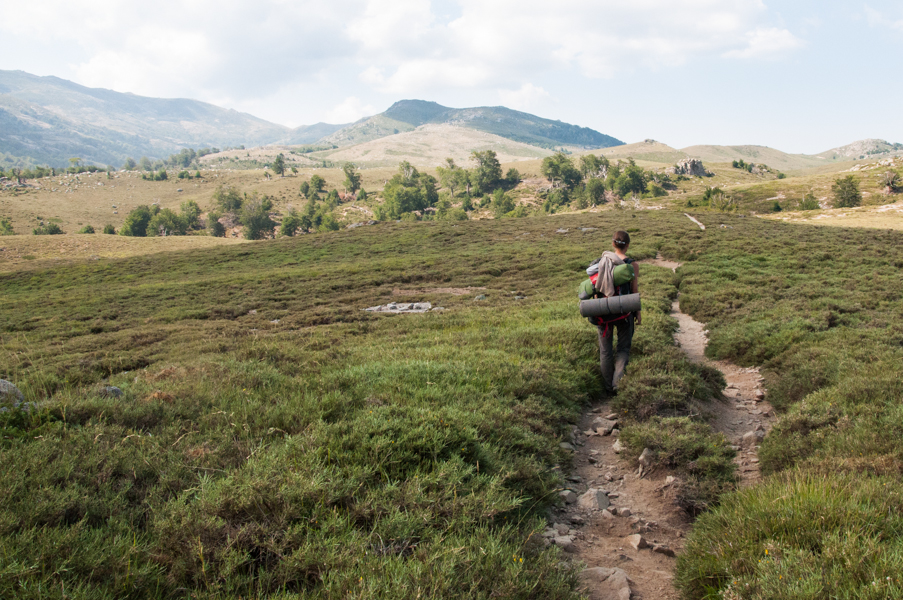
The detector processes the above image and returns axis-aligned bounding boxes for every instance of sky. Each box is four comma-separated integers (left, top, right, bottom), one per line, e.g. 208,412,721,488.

1,0,901,154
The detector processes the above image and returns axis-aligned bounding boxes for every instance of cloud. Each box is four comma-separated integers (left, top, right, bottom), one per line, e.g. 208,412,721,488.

722,27,805,59
498,83,551,113
325,97,378,123
864,5,903,32
346,0,806,94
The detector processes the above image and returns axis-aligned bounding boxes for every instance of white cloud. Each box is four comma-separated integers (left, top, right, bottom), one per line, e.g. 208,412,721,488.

722,27,805,59
346,0,805,94
325,97,378,123
865,5,903,32
498,84,551,113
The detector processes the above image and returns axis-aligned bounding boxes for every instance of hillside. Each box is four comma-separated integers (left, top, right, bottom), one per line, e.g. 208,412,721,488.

318,99,623,150
815,138,903,161
679,144,829,171
0,70,340,167
313,123,554,167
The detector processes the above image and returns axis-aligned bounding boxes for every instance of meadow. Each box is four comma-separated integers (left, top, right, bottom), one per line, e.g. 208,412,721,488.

2,211,726,598
3,153,903,598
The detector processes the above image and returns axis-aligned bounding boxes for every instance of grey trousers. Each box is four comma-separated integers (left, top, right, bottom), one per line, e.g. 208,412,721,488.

598,315,635,392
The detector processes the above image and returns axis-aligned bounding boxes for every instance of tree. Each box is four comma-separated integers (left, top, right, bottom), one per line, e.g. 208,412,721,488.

272,153,286,177
343,163,362,195
437,158,462,197
69,157,81,169
374,162,439,220
613,162,647,198
213,185,243,212
120,205,157,237
491,189,515,218
579,154,609,180
832,175,861,208
148,208,189,236
585,177,606,206
291,166,298,176
122,157,137,170
180,200,202,229
505,168,521,187
279,208,306,236
541,152,581,189
470,150,502,195
77,225,95,234
240,194,276,240
138,156,153,172
299,181,310,197
881,171,900,193
309,175,325,195
799,193,820,210
207,211,226,237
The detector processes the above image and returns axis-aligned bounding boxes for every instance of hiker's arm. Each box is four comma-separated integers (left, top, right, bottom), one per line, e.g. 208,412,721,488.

632,263,641,325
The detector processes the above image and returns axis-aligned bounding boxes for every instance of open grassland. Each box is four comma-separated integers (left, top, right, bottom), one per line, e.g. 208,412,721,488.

2,211,732,599
659,213,903,598
0,234,248,272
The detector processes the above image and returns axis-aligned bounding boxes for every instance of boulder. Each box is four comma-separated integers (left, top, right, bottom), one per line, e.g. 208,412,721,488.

638,448,654,467
580,567,632,600
652,544,676,557
742,431,765,448
560,490,578,504
553,536,577,553
0,379,24,406
577,488,610,511
625,534,648,550
612,439,623,453
554,523,570,535
559,442,575,452
667,158,711,177
101,386,123,398
593,417,617,435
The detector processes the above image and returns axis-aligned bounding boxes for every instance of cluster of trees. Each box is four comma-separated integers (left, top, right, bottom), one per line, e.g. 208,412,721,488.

121,146,242,173
1,159,107,182
208,186,280,239
732,159,756,172
120,201,204,237
539,153,667,212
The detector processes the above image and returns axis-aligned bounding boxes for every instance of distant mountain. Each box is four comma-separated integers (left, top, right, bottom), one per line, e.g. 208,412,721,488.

815,139,903,161
318,100,623,150
0,70,347,167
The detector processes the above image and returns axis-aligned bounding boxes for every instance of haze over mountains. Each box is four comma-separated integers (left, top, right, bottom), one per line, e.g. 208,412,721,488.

1,69,900,171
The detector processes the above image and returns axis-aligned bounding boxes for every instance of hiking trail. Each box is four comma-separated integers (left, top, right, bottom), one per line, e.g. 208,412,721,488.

553,255,775,600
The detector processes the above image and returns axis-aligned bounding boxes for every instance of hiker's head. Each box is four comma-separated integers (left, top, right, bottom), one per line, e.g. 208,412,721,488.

613,231,630,250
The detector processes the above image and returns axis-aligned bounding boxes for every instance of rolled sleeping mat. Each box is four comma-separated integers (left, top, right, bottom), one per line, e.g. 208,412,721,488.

579,293,641,318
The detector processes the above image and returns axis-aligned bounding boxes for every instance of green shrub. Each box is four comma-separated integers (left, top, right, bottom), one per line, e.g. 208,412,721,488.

676,473,903,599
0,217,14,235
213,185,243,212
798,193,820,210
240,194,276,240
147,208,188,236
771,200,782,212
33,223,64,235
77,225,95,234
619,417,736,514
207,211,226,237
102,224,116,235
120,205,157,237
776,172,786,179
832,175,861,208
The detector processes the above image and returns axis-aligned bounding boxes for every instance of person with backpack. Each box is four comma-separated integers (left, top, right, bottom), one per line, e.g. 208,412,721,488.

587,231,640,393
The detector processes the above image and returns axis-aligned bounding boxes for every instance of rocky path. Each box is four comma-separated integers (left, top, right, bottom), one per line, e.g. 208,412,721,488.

549,257,775,599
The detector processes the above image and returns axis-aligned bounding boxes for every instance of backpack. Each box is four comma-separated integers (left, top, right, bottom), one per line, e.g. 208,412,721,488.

578,257,636,330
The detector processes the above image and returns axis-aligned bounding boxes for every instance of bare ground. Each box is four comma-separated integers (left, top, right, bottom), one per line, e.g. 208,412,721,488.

559,258,775,599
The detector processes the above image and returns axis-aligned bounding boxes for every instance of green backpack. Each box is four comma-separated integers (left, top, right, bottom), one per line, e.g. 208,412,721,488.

577,263,635,300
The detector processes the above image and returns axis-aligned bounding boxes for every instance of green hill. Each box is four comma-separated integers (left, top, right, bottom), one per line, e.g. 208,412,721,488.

319,99,624,150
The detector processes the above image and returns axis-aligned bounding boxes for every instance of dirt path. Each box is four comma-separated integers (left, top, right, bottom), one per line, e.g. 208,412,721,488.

557,257,775,599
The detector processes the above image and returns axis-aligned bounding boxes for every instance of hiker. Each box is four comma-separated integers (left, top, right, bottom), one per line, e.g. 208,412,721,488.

594,231,640,393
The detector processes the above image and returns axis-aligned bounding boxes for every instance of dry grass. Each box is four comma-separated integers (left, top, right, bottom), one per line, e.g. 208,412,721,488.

0,234,247,272
760,199,903,230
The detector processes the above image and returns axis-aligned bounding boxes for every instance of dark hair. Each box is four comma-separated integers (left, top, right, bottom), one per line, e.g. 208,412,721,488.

613,230,630,248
